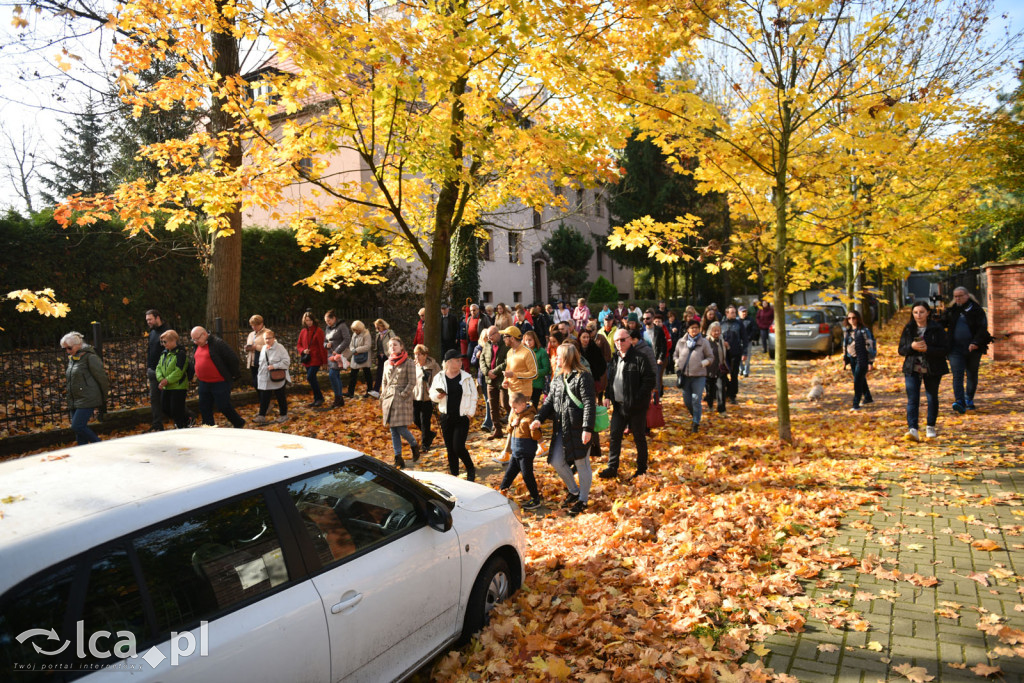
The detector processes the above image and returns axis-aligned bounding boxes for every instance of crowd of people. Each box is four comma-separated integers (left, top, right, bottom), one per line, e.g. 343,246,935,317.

59,289,992,513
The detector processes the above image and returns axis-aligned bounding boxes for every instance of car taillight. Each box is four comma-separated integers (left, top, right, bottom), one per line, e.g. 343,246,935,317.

819,323,831,333
769,324,775,333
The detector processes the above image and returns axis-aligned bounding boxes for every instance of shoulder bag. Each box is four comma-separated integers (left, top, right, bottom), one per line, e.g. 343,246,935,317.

562,375,609,432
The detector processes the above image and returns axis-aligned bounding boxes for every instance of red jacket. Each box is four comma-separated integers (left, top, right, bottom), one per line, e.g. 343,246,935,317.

756,305,774,330
297,326,328,367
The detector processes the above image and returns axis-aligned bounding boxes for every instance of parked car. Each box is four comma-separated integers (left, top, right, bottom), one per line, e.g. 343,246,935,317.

767,306,844,356
809,301,847,324
0,429,526,683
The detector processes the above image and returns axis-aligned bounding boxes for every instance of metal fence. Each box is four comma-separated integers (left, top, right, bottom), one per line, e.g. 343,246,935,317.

0,304,420,438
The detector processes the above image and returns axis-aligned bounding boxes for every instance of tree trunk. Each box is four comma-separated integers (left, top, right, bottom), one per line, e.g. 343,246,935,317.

772,183,791,443
721,197,732,304
204,5,242,329
422,73,469,355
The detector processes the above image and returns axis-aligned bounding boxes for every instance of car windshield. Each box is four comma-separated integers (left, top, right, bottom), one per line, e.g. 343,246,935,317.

785,310,824,325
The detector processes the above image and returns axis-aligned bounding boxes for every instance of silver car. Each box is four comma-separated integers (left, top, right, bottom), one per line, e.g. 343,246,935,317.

768,306,844,356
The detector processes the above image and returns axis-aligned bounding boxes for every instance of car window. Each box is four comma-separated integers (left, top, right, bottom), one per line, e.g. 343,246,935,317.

133,493,289,635
785,310,824,325
288,462,422,567
0,562,77,679
76,544,147,669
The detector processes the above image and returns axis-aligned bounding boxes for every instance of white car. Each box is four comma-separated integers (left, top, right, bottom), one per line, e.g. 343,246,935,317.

0,430,526,682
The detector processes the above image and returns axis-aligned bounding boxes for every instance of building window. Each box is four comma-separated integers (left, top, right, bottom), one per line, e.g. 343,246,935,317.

297,157,313,175
479,229,493,261
508,231,522,264
576,188,585,211
533,210,542,229
483,291,493,304
595,196,603,217
596,247,605,271
513,291,522,303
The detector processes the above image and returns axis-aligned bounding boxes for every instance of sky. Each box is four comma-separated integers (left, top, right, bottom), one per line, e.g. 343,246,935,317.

0,0,1022,214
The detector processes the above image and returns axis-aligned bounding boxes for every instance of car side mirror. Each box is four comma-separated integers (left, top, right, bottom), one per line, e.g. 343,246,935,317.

426,500,453,532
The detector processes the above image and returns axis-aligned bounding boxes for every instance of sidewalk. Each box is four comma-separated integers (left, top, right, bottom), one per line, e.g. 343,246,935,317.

750,418,1024,680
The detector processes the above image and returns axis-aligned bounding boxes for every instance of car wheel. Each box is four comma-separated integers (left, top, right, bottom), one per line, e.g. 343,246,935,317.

460,555,513,642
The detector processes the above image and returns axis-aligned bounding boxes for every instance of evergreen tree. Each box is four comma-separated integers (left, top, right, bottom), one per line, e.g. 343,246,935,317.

543,223,593,300
41,98,113,205
109,60,196,186
606,130,726,300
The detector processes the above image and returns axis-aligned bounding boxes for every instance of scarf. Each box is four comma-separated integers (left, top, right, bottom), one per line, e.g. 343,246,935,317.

389,349,409,366
686,333,701,349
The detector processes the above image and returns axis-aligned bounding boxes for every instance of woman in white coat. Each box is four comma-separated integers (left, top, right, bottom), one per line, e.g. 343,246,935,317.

346,320,374,398
254,329,291,424
429,349,478,481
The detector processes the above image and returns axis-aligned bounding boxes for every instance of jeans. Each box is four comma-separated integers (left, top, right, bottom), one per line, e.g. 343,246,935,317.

851,362,872,408
547,431,593,503
412,400,435,447
760,328,770,354
948,350,981,407
71,408,99,445
499,438,540,499
327,367,345,401
606,405,649,473
258,387,288,416
740,344,752,376
441,414,474,478
161,389,188,428
705,375,727,412
905,373,941,429
147,369,164,429
305,365,324,402
390,426,416,459
679,376,706,425
198,380,245,428
481,400,493,432
347,366,373,395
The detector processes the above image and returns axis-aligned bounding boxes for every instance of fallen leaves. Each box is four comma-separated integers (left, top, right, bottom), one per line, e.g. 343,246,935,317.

892,662,935,682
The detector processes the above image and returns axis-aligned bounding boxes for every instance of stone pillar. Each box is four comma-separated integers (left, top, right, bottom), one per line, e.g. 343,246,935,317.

983,260,1024,361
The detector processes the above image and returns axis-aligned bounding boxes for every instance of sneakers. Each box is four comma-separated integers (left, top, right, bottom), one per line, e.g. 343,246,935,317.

966,402,977,410
493,453,511,463
252,415,269,425
597,468,618,479
274,415,289,424
523,498,543,511
926,426,937,438
862,397,874,405
905,428,920,442
367,390,380,399
568,500,587,517
560,492,579,508
952,402,966,414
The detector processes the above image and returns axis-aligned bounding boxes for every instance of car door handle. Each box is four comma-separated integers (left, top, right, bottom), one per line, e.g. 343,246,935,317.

330,591,363,614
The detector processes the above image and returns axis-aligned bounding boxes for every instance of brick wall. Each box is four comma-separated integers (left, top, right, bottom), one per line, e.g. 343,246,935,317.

984,260,1024,362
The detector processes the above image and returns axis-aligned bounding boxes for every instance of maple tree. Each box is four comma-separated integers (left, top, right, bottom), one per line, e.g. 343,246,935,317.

607,0,1015,441
35,0,678,352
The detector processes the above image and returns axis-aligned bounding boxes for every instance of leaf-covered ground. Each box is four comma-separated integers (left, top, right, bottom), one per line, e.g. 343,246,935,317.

14,320,1024,681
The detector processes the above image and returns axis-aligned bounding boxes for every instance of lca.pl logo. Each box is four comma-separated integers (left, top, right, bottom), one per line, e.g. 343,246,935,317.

16,621,209,669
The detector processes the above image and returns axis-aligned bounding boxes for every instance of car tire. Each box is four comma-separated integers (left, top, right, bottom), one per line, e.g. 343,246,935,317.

460,555,513,643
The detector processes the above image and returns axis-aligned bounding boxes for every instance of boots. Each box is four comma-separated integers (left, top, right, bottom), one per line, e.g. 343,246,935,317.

411,443,421,463
394,454,406,469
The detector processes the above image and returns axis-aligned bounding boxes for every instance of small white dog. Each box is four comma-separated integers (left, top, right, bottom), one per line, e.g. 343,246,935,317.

807,376,825,401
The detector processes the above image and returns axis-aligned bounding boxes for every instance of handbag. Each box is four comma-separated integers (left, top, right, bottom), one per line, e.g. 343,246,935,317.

562,376,609,432
354,351,369,364
299,350,311,364
646,398,665,430
269,368,287,381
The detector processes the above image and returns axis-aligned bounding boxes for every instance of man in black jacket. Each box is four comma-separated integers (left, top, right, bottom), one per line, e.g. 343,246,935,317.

145,309,169,431
719,306,748,403
600,330,656,480
440,303,459,356
944,287,992,413
190,326,245,428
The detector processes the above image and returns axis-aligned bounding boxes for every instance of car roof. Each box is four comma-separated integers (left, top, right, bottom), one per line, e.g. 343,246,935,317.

0,429,360,588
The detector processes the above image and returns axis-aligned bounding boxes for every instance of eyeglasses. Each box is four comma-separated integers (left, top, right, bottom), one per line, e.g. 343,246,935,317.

614,337,630,343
